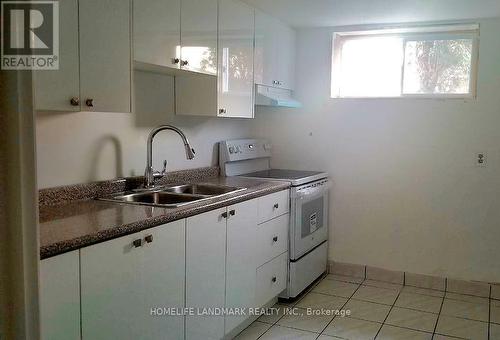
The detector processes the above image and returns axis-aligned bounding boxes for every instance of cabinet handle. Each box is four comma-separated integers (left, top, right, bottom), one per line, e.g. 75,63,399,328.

181,60,189,66
221,212,228,219
70,97,80,106
85,98,94,107
272,236,278,242
273,203,279,209
218,108,226,115
144,235,153,243
132,239,142,248
172,58,180,64
229,210,235,216
271,276,277,283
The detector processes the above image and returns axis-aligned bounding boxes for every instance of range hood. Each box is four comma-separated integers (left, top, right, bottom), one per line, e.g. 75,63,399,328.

255,84,302,108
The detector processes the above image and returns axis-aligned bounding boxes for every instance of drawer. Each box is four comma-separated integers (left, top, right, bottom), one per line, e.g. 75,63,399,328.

256,214,289,267
258,190,289,224
256,252,288,307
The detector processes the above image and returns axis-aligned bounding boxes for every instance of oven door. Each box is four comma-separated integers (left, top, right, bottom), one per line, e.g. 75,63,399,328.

290,179,329,260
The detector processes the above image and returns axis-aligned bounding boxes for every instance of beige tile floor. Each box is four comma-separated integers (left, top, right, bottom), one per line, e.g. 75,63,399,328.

234,274,498,340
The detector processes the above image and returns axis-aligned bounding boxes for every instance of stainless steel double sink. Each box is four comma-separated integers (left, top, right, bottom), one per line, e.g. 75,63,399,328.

98,183,246,208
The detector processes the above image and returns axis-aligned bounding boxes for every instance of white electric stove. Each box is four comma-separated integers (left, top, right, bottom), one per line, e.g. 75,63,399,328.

219,139,329,299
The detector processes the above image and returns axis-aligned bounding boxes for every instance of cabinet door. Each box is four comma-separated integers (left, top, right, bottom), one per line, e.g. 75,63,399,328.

140,221,185,340
275,23,296,90
79,0,132,113
225,199,259,335
134,0,181,69
81,232,143,340
40,251,80,340
254,11,295,90
33,0,80,111
254,10,275,87
181,0,217,75
217,0,254,118
186,208,227,340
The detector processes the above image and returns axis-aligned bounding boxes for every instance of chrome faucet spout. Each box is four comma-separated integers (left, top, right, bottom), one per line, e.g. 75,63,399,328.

144,125,195,188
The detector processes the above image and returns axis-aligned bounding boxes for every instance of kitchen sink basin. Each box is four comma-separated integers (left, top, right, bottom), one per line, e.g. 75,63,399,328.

116,192,205,205
162,184,243,196
98,183,246,208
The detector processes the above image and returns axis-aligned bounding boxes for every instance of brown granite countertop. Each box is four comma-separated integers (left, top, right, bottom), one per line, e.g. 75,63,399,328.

39,175,290,259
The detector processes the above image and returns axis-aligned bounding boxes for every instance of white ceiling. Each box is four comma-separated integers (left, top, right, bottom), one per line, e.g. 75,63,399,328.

242,0,500,28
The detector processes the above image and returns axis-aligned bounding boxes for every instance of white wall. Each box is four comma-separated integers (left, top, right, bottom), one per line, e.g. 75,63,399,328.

36,71,252,188
249,18,500,282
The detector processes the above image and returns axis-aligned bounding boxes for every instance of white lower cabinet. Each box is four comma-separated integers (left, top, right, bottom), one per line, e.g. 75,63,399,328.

40,251,80,340
256,252,288,307
186,208,227,340
80,220,185,340
255,214,289,267
225,199,259,335
41,190,291,340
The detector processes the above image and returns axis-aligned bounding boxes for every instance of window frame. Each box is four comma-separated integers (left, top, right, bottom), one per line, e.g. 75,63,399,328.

330,24,480,99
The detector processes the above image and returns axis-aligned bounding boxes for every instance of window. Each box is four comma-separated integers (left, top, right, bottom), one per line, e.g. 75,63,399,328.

331,24,479,98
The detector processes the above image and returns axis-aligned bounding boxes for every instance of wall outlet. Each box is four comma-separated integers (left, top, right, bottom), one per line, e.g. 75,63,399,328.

476,152,487,167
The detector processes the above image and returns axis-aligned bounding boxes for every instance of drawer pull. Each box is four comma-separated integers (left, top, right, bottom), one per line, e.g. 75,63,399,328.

132,239,142,248
85,98,94,107
271,276,277,283
221,212,228,219
272,236,278,242
70,97,80,106
229,209,236,216
144,235,153,243
273,203,279,209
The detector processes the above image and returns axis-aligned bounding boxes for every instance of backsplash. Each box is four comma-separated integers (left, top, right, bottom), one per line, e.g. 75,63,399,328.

36,106,251,188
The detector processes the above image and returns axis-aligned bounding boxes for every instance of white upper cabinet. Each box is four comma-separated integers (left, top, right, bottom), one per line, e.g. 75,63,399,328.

217,0,255,118
255,10,296,90
180,0,218,75
33,0,80,111
134,0,217,75
33,0,132,113
79,0,132,112
133,0,181,69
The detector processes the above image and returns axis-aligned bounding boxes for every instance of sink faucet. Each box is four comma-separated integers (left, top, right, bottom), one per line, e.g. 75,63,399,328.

144,125,195,188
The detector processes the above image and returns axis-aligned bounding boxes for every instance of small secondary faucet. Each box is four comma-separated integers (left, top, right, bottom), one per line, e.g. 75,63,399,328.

144,125,195,188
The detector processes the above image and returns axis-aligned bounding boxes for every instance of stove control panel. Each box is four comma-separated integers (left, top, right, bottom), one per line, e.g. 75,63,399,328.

220,139,272,162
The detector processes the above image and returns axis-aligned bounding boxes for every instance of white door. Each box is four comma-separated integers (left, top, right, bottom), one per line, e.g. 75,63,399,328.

81,232,143,340
134,0,181,69
225,199,259,334
217,0,255,118
79,0,132,113
140,221,185,340
254,10,275,87
275,22,296,90
186,208,227,340
40,251,80,340
33,0,80,111
181,0,218,75
254,10,295,90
